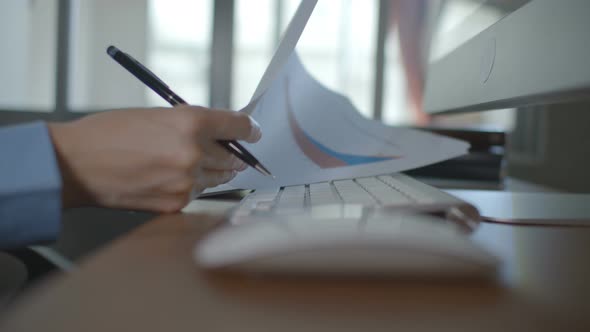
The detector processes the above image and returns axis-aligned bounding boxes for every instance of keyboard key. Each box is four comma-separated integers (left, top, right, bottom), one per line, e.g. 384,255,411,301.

309,182,341,206
229,174,468,226
248,188,281,202
355,177,411,206
275,186,306,212
380,174,436,204
333,180,377,205
254,201,274,212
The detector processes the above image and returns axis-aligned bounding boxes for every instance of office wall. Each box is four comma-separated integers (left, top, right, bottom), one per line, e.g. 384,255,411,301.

70,0,148,110
0,3,28,105
508,102,590,192
0,1,56,110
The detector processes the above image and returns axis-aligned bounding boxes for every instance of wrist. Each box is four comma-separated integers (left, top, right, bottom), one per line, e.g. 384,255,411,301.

47,121,92,209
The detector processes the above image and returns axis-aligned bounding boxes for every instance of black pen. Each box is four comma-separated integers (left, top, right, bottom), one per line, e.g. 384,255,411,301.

106,45,272,177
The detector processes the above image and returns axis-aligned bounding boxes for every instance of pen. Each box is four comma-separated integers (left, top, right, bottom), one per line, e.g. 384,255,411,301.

106,45,273,177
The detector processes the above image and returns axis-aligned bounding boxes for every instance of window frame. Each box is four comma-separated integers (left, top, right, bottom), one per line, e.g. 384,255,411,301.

0,0,79,125
0,0,437,126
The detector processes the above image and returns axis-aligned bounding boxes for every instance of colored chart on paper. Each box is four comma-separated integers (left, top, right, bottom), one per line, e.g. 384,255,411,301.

204,0,469,193
285,80,401,169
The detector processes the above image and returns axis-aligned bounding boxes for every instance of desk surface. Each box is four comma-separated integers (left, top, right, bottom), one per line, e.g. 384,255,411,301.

1,208,590,331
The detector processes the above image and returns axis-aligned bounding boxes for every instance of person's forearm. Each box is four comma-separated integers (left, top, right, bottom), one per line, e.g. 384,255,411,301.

42,106,258,213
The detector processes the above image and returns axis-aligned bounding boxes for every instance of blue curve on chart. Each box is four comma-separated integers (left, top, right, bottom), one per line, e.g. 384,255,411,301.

302,130,395,166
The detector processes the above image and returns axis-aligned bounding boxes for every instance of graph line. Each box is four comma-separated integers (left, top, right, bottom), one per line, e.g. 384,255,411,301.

285,78,401,169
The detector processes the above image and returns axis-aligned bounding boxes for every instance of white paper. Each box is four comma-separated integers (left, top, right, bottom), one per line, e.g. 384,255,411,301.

210,53,469,191
204,0,469,193
239,0,318,116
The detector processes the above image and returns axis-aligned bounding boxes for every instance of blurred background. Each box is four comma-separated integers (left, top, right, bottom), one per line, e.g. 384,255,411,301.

0,0,518,129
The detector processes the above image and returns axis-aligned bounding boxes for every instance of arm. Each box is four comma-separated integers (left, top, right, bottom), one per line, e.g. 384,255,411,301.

1,105,261,249
390,0,431,125
48,106,260,212
0,122,62,249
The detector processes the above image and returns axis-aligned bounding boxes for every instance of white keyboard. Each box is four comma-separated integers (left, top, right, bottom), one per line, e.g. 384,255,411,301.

230,173,480,229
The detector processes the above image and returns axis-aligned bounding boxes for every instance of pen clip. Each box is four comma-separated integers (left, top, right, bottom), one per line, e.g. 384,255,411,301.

124,52,170,88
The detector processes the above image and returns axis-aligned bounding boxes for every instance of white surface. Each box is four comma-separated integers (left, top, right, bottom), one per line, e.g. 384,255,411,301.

214,53,468,190
424,0,590,113
195,212,498,277
448,190,590,225
182,200,236,216
245,0,318,109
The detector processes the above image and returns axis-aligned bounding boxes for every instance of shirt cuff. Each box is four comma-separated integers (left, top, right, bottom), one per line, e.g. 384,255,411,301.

0,122,62,249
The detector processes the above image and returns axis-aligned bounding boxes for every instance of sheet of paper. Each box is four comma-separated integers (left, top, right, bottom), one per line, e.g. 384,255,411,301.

204,0,469,193
210,53,469,191
240,0,318,115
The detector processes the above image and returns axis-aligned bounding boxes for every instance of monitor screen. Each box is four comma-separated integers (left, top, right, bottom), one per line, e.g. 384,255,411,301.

420,0,531,129
430,0,531,63
423,0,590,116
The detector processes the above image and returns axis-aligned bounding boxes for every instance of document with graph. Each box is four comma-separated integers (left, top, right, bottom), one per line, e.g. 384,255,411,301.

204,0,468,192
212,53,469,191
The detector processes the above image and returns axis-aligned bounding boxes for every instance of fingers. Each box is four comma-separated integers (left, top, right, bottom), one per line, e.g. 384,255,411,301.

178,106,262,143
200,142,247,171
195,168,237,188
148,169,237,213
150,194,191,213
134,168,237,213
202,110,261,143
111,192,192,214
169,106,259,172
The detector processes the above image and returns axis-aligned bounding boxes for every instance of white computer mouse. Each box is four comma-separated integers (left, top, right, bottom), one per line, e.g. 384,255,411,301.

194,211,499,278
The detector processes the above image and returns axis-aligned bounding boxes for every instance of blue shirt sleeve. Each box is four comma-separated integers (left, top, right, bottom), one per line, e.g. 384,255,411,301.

0,122,62,249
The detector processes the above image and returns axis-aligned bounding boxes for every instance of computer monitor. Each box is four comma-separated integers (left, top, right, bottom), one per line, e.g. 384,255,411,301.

418,0,590,194
421,0,590,219
424,0,590,115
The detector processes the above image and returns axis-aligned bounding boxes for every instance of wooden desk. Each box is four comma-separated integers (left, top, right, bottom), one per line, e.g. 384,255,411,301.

1,211,589,331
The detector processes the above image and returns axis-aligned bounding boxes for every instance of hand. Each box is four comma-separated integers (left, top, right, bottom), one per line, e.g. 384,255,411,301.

47,105,261,212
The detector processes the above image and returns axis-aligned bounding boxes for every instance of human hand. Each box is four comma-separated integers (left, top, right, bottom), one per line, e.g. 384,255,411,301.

47,106,261,212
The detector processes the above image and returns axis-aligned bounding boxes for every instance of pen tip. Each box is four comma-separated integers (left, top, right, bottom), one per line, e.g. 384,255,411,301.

254,164,274,177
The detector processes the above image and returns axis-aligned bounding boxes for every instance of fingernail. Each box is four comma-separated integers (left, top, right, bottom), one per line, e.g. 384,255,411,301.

231,158,242,170
233,159,247,171
221,171,235,184
249,117,262,141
